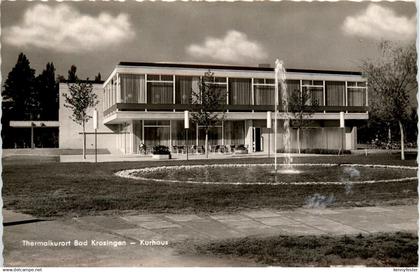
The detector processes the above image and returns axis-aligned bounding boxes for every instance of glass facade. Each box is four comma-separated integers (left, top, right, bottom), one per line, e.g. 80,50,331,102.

204,76,227,104
104,72,367,110
175,76,199,104
302,80,324,106
254,78,275,105
224,121,245,145
147,75,174,104
143,120,170,147
102,67,368,155
229,78,252,105
120,74,146,103
347,82,367,106
171,120,196,146
325,81,345,106
198,125,223,146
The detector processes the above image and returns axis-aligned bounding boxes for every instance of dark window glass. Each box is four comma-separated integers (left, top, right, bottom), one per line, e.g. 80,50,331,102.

325,81,345,106
229,78,252,105
161,75,173,81
255,85,274,105
175,76,199,104
214,77,227,83
348,88,366,106
147,82,173,104
147,75,159,81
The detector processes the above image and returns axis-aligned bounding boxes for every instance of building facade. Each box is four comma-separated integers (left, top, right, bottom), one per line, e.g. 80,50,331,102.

59,62,368,154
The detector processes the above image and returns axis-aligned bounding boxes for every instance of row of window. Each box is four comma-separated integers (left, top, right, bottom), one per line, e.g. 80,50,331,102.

131,120,245,148
103,74,367,111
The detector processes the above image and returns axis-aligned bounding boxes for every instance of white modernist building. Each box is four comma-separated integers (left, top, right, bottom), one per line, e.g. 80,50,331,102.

59,62,368,154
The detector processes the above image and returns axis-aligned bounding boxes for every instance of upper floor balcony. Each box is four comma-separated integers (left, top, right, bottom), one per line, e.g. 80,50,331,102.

103,63,368,117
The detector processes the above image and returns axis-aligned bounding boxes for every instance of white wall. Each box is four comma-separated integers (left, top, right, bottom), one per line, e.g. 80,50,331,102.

59,83,120,153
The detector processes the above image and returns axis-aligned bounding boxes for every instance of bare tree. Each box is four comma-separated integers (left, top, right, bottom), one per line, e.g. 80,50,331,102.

361,41,417,160
63,80,98,159
190,72,225,158
288,88,319,153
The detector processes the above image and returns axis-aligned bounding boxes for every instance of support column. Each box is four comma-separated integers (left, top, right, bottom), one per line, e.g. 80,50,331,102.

116,73,121,103
221,121,224,146
31,123,34,149
196,123,199,146
130,120,135,154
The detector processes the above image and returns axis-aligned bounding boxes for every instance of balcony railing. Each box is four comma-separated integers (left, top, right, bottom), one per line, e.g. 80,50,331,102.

104,103,368,116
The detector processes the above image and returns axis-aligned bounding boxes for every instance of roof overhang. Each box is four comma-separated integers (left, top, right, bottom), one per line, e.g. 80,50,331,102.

9,121,60,127
103,111,368,125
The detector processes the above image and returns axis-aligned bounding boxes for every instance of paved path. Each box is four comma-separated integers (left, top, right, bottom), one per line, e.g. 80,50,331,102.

3,205,418,266
60,152,329,163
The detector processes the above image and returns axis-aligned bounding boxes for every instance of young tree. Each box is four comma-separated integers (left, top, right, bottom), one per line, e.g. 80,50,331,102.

63,80,98,159
288,88,319,153
190,72,225,158
67,65,78,83
361,41,417,160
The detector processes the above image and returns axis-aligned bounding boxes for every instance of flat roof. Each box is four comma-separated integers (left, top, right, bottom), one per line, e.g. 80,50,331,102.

118,61,362,76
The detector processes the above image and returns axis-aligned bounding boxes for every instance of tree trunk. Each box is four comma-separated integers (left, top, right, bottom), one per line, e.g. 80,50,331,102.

82,120,86,159
387,125,392,144
297,127,301,154
205,130,209,159
398,121,405,160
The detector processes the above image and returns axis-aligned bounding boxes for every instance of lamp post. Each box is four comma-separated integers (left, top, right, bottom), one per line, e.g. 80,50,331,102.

267,111,272,159
184,110,189,160
340,111,345,154
93,109,98,163
274,60,280,172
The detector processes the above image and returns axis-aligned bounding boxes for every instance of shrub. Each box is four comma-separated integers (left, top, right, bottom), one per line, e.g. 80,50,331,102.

152,145,171,155
235,144,248,151
276,148,351,155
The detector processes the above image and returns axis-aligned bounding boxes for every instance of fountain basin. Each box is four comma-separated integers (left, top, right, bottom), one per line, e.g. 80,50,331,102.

115,163,417,186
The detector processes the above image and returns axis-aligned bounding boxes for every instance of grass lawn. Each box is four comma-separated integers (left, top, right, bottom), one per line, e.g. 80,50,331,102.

2,153,418,217
179,232,418,267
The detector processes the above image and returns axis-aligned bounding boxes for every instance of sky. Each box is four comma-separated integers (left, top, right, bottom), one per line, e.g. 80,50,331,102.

1,1,416,81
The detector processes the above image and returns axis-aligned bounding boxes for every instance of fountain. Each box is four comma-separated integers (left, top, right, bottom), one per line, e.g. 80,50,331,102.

114,60,418,189
273,59,300,174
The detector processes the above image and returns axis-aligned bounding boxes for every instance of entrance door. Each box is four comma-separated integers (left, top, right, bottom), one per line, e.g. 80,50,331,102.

253,127,262,152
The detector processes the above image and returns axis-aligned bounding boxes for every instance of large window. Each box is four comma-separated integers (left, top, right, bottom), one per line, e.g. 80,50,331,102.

302,80,324,106
120,74,146,103
204,76,227,104
347,81,367,106
103,76,117,111
171,120,197,146
285,80,300,101
175,76,199,104
325,81,345,106
254,78,274,105
143,120,170,147
224,121,245,145
228,78,252,105
147,75,174,104
198,124,223,146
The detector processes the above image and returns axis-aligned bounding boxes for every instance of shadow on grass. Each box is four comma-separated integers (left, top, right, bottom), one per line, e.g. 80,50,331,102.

179,232,418,267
